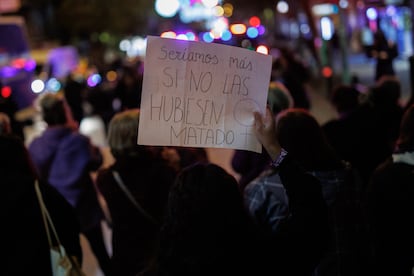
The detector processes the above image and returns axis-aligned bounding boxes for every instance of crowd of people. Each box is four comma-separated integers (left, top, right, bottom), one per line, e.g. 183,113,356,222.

2,33,414,276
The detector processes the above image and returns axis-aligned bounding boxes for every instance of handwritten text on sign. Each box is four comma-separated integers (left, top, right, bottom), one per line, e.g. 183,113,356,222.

137,36,272,153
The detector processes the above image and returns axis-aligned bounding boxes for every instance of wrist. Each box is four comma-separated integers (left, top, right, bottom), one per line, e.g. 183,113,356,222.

263,142,281,161
270,148,288,168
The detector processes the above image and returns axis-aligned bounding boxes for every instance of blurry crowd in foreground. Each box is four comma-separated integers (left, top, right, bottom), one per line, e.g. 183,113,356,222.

2,33,414,276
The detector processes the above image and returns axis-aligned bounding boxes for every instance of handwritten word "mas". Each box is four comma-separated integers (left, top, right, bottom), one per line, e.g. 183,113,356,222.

158,46,219,65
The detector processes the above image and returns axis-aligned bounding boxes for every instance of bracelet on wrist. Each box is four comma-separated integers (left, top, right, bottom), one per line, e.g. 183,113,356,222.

270,148,288,168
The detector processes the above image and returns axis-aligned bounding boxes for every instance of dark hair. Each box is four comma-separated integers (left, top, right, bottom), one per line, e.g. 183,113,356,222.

37,93,67,126
0,134,37,180
331,85,360,114
276,108,343,170
395,104,414,153
371,76,401,105
157,163,251,275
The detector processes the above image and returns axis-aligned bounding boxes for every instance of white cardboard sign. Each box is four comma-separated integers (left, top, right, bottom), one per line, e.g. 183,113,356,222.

137,36,272,153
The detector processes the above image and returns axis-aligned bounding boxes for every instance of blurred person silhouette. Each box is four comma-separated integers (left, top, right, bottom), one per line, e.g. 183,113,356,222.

275,108,370,276
1,134,82,275
272,47,311,109
152,162,262,276
371,29,398,81
323,77,404,188
158,146,209,173
115,64,143,110
231,81,293,191
367,104,414,276
64,73,86,124
27,92,111,275
0,112,12,135
0,82,25,139
244,107,329,276
96,109,176,276
323,84,363,167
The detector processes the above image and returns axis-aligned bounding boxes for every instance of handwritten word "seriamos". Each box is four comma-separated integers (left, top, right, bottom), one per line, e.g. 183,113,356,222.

158,46,219,65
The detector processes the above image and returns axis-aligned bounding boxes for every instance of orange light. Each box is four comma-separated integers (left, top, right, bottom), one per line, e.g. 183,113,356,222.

160,31,177,39
1,86,12,98
322,66,333,78
249,16,261,27
230,24,247,35
256,45,269,55
106,70,117,82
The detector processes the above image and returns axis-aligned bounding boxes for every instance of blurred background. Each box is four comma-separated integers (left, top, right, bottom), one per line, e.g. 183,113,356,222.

1,1,413,274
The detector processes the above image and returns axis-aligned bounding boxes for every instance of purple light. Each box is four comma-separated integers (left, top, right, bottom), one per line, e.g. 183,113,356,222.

257,25,266,35
386,6,396,16
87,74,102,87
0,66,18,78
24,59,36,71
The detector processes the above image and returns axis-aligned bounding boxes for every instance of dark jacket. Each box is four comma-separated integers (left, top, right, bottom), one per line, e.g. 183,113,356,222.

368,156,414,276
4,178,81,275
96,153,176,276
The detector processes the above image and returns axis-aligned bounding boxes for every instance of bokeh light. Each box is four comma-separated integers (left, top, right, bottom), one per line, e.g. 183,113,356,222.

246,27,259,38
155,0,180,18
249,16,261,27
221,30,232,41
202,32,214,42
160,31,177,39
46,78,61,92
230,24,246,35
277,1,289,14
201,0,218,8
1,86,11,98
31,79,45,93
106,71,117,82
256,45,269,55
366,7,378,21
87,74,102,87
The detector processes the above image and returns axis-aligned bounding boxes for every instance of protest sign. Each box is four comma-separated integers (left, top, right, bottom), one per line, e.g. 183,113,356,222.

137,36,272,153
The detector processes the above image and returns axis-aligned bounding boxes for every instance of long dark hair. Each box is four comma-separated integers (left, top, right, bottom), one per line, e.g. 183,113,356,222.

395,104,414,153
157,163,252,275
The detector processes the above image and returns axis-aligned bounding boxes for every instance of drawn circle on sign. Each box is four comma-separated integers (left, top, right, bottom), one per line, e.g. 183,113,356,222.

233,98,260,127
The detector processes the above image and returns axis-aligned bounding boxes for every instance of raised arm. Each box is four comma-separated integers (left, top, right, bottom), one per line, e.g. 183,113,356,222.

253,107,281,161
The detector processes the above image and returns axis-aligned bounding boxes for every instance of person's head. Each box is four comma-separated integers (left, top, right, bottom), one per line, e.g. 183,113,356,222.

158,163,250,274
374,29,387,46
36,92,73,126
276,108,342,170
371,76,401,106
165,162,244,226
107,109,144,159
395,104,414,153
330,84,361,114
0,134,36,180
267,81,294,115
0,112,11,135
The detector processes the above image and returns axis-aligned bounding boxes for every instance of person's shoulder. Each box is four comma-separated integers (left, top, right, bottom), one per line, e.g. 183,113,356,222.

245,168,284,194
